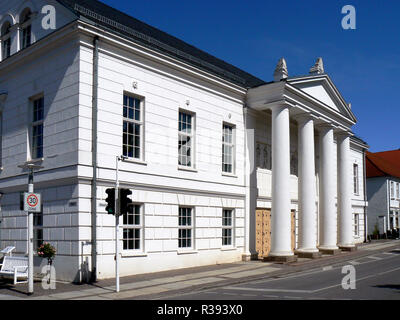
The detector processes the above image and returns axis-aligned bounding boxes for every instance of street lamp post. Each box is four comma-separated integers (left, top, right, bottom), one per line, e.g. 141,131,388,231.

115,155,127,293
18,163,43,295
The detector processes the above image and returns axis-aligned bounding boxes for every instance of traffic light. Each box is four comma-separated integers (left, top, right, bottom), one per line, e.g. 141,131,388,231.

119,188,132,215
105,188,116,215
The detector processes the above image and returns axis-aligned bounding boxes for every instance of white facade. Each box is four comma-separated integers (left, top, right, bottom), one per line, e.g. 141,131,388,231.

0,1,368,282
367,176,400,236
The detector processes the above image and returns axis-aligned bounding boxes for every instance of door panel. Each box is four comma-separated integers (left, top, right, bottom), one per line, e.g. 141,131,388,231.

255,209,271,259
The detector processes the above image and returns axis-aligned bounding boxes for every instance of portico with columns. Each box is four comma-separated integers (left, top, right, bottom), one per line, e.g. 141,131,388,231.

245,58,359,262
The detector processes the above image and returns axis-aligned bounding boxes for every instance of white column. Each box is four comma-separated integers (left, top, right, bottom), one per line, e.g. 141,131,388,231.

318,125,338,250
297,115,318,253
270,104,293,257
337,133,355,248
243,108,256,260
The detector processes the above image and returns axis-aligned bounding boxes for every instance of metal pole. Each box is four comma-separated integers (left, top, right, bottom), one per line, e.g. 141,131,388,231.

28,169,34,294
115,156,120,292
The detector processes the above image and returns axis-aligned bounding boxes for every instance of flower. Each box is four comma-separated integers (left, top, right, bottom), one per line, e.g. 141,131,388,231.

36,242,56,260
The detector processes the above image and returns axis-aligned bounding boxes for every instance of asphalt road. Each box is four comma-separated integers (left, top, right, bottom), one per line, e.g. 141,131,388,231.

165,247,400,300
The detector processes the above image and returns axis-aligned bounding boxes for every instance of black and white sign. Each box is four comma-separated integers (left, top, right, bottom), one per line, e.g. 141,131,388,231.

24,192,41,212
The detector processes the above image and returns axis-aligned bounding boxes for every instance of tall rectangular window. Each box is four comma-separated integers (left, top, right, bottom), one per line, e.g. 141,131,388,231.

390,181,395,199
123,95,143,159
22,24,31,49
2,37,10,59
353,164,359,195
222,124,235,173
178,111,194,168
1,22,11,59
397,183,400,199
32,97,44,159
178,207,193,249
122,204,142,251
33,212,43,251
354,214,359,236
222,209,234,246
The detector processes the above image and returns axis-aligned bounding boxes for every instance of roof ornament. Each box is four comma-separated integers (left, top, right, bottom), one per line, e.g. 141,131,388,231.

273,58,288,82
309,57,325,75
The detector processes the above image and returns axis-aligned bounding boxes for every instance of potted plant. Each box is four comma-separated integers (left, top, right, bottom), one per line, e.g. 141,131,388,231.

37,242,56,284
37,242,56,264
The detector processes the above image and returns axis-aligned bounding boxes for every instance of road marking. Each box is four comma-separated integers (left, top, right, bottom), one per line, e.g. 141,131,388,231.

224,286,312,294
368,256,383,260
378,266,400,276
322,266,333,271
349,260,361,265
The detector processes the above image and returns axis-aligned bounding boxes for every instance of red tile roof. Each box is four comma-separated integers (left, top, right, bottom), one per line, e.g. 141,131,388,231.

366,150,400,179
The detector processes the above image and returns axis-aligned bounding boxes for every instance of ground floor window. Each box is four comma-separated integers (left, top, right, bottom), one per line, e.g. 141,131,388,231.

222,209,234,246
33,212,43,250
354,213,359,236
179,207,193,249
122,204,142,251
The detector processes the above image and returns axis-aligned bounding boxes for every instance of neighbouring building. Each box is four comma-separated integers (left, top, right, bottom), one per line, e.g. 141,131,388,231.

366,150,400,238
0,0,368,282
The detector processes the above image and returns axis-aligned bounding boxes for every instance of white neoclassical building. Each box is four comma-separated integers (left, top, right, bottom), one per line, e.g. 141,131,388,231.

0,0,368,282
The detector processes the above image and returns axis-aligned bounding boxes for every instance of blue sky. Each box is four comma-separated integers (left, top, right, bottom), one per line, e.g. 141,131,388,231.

101,0,400,152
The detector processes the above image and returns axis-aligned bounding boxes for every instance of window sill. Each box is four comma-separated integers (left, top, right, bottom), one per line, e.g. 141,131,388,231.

121,252,147,258
221,247,237,251
123,158,147,166
178,166,198,173
177,250,198,255
222,172,238,178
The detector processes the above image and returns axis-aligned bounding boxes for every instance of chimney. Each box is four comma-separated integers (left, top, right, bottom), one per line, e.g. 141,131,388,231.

309,57,324,75
273,58,288,82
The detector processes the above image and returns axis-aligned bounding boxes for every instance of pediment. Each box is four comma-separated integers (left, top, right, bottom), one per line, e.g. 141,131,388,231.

288,75,356,122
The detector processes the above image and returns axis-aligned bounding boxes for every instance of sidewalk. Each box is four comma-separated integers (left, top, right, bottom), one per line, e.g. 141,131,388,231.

1,239,399,300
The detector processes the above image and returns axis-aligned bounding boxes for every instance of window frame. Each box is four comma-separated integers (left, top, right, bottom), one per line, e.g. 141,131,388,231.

354,213,359,237
30,96,44,160
122,93,145,161
353,163,359,195
20,9,33,50
1,22,12,60
178,109,196,169
33,211,43,251
390,181,395,199
178,207,194,250
222,123,236,174
222,209,235,247
121,203,144,253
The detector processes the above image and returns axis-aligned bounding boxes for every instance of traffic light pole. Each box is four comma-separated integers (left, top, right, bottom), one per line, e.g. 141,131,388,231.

28,169,34,294
115,156,120,293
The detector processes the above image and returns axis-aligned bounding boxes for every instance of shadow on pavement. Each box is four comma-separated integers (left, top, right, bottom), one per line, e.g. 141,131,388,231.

373,284,400,292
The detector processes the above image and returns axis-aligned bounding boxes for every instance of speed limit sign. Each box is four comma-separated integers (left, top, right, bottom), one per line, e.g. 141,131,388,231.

24,193,41,212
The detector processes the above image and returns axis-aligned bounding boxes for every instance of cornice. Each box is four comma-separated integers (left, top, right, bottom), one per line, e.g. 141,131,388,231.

76,21,248,98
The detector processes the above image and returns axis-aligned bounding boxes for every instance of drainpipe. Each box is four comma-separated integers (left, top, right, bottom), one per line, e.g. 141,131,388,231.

363,149,368,242
90,35,99,283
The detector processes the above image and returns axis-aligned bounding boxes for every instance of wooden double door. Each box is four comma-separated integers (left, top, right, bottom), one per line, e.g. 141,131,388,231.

255,209,296,259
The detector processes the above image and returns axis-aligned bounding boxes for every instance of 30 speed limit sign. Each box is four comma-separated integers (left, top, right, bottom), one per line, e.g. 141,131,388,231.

24,193,41,212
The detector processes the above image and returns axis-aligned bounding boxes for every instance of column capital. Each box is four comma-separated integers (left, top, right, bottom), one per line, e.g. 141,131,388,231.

335,128,354,138
264,100,292,112
315,122,336,133
292,111,318,124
